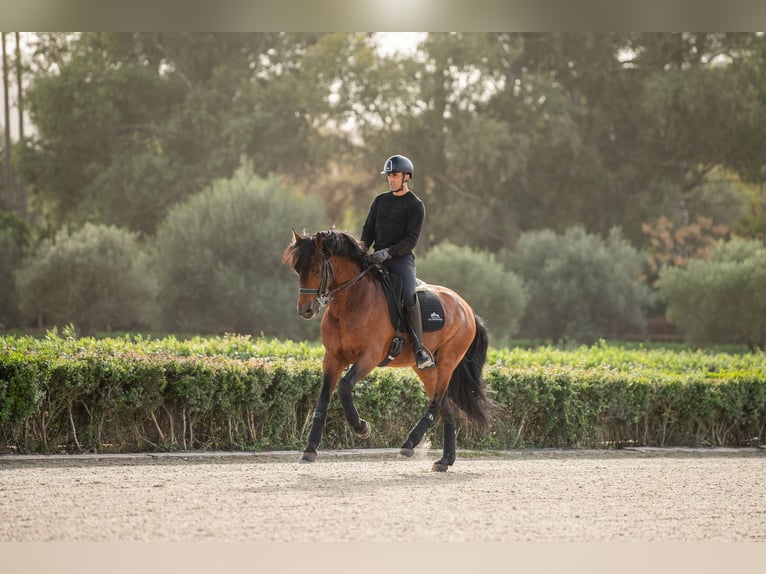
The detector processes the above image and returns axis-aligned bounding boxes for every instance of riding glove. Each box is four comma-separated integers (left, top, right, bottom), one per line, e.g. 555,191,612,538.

372,248,392,263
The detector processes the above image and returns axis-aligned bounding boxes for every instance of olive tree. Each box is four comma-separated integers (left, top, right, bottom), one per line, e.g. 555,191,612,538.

503,225,654,344
657,238,766,349
151,165,324,339
16,223,156,334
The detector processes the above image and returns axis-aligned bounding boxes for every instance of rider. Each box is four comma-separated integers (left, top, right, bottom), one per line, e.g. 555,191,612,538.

360,154,435,370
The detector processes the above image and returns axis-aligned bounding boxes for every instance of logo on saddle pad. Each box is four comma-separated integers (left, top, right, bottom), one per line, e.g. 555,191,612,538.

420,293,445,332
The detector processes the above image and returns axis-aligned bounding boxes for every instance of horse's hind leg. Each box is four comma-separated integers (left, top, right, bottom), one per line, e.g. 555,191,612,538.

431,401,457,472
399,398,440,458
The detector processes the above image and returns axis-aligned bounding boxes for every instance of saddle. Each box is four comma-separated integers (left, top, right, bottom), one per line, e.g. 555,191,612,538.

379,270,446,334
376,270,444,367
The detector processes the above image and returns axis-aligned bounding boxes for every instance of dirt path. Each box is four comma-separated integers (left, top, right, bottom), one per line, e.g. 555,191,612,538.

2,448,765,542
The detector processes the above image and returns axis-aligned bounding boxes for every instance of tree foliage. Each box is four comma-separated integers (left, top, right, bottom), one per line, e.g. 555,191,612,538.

14,32,766,248
0,211,29,328
16,32,349,234
151,164,324,338
3,33,766,340
642,215,731,285
15,223,156,334
503,226,654,343
657,238,766,349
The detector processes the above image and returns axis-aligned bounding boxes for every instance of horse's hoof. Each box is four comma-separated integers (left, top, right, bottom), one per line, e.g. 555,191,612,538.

300,451,317,463
356,419,371,439
398,447,414,459
431,461,449,472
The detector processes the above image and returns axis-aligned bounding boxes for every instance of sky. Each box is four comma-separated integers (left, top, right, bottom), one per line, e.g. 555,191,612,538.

373,32,425,56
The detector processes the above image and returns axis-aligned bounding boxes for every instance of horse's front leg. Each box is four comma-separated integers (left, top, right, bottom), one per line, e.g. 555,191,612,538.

301,363,343,463
337,364,373,438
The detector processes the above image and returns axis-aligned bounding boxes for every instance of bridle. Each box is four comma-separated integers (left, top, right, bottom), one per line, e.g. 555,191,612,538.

299,251,372,309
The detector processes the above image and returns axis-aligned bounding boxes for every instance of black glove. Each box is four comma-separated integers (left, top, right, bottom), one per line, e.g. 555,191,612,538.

372,248,392,263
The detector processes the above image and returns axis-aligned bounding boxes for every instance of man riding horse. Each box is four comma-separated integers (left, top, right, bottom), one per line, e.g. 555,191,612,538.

360,154,436,370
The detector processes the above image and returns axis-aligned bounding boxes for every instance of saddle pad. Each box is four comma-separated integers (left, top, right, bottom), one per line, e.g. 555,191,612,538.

418,289,445,332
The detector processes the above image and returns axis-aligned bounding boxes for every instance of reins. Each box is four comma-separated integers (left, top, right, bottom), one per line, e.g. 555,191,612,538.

299,252,372,308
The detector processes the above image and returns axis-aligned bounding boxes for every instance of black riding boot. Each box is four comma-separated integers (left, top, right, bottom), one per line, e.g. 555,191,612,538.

407,298,435,369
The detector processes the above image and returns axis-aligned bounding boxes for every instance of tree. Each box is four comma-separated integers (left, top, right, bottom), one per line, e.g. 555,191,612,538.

13,32,766,265
358,33,766,250
642,215,730,286
16,223,156,334
657,237,766,349
151,164,324,339
347,33,528,251
503,225,654,343
1,32,12,211
17,33,341,235
0,210,28,328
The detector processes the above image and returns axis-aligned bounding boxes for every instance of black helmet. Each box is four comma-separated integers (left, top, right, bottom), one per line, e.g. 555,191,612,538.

381,155,414,179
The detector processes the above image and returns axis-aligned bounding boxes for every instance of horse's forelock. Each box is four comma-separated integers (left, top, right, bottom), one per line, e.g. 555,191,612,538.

283,235,317,276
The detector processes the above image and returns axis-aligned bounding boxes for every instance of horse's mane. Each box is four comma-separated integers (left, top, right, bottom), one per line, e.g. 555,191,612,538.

283,229,380,278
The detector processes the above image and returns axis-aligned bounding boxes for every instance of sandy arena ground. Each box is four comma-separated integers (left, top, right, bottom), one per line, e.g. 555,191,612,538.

1,448,765,543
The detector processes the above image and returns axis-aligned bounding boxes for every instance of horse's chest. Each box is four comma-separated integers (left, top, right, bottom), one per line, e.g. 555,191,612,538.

322,312,380,354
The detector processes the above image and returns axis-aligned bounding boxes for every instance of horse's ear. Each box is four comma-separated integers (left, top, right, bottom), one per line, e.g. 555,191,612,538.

292,228,303,243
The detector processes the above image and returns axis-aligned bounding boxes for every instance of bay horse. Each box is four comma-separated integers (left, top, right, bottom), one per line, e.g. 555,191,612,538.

282,229,490,472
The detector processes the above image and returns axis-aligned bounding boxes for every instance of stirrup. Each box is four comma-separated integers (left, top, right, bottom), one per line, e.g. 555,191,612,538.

416,348,435,369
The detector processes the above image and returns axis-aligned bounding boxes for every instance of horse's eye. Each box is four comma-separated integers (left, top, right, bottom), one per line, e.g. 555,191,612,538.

312,268,321,277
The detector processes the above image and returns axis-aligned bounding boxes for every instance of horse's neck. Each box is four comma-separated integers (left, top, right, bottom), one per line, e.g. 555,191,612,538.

329,257,379,305
330,257,365,288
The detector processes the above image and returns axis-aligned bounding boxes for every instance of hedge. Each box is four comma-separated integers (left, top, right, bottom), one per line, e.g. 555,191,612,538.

1,333,765,453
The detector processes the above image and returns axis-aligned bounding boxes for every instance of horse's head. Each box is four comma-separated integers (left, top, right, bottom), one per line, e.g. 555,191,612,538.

282,229,374,320
282,229,325,319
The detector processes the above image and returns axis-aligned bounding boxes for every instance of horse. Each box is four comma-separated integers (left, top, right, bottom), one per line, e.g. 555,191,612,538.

282,229,490,472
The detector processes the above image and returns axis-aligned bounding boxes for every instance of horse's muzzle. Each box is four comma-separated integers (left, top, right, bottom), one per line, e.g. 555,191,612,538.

298,301,319,319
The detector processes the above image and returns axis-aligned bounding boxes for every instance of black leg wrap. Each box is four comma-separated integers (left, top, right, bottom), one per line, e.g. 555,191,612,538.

337,366,365,432
339,390,364,432
306,410,326,451
442,421,456,466
402,412,435,450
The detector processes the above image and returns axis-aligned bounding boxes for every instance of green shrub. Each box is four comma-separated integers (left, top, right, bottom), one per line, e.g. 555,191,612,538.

657,238,766,349
417,241,527,342
1,334,765,453
16,223,156,334
502,225,654,344
151,164,324,339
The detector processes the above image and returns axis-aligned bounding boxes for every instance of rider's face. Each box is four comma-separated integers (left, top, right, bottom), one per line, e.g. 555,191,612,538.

387,172,405,189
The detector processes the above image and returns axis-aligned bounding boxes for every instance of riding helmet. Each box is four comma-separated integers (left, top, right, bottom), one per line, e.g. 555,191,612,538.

381,155,414,179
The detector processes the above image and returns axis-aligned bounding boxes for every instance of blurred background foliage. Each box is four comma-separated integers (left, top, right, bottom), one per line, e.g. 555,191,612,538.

1,32,766,346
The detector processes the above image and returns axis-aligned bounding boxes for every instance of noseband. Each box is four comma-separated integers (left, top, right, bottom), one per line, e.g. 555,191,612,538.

299,251,371,309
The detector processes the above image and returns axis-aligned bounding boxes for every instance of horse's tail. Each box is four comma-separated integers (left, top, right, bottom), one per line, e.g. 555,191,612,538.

447,314,491,431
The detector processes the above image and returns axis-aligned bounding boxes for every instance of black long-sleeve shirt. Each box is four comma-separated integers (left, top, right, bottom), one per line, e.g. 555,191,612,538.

360,190,425,257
